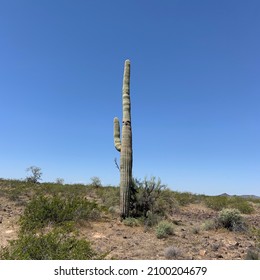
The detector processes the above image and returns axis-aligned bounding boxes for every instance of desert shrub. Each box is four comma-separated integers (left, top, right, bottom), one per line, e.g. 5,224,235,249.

131,177,167,217
228,197,254,214
108,206,119,218
255,203,260,214
153,189,180,216
201,219,217,231
95,186,120,208
251,228,260,241
205,196,254,214
245,248,260,260
164,246,181,259
211,242,222,251
143,210,162,227
156,220,174,239
217,208,247,232
250,228,260,252
0,229,97,260
20,195,100,232
39,183,87,198
204,196,229,211
123,217,140,227
0,179,36,201
172,191,200,206
192,226,200,234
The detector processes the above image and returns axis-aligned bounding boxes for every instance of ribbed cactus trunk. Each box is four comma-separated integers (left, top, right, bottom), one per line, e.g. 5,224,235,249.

114,59,133,219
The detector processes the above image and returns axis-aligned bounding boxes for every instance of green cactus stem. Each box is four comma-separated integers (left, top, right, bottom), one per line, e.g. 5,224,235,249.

114,59,133,218
113,117,121,152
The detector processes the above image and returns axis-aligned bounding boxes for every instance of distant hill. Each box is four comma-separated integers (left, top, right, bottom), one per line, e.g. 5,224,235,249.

218,193,231,197
218,193,260,199
240,195,260,200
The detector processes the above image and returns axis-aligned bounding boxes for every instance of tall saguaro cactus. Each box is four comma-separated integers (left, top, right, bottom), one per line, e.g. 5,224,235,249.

114,59,133,218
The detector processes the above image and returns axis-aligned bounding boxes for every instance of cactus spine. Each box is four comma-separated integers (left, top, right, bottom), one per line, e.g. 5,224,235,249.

114,59,133,218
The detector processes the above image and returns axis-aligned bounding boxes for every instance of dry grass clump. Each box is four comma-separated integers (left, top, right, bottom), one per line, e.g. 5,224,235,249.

164,246,182,259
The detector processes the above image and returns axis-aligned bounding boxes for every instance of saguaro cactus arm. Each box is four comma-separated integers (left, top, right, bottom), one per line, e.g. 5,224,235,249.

113,117,121,152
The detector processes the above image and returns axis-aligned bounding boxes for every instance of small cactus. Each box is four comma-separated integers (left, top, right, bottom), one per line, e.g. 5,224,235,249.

114,59,133,218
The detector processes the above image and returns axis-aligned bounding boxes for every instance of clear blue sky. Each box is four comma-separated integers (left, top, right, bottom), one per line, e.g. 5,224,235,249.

0,0,259,195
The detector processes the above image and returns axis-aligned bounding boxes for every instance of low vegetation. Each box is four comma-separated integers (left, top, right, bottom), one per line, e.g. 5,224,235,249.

217,208,247,232
20,195,101,232
204,196,254,214
156,220,174,239
0,228,97,260
0,177,259,260
245,248,260,260
164,246,182,259
123,217,140,227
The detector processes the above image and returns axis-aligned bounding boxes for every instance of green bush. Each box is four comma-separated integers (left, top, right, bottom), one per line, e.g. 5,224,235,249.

228,197,254,214
131,177,167,217
153,189,179,216
156,220,174,239
20,195,100,232
144,210,162,227
201,219,217,231
172,191,198,206
0,229,97,260
217,208,247,232
95,186,120,208
204,196,228,211
205,196,254,214
38,183,87,198
251,228,260,242
0,179,35,202
123,217,140,227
